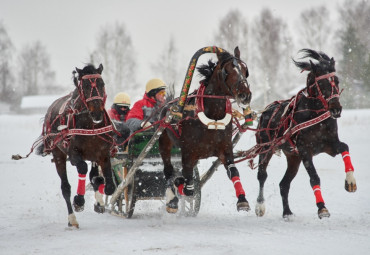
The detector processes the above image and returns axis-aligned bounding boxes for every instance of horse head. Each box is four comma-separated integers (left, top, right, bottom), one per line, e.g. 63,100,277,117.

216,47,252,107
294,49,342,119
74,64,107,123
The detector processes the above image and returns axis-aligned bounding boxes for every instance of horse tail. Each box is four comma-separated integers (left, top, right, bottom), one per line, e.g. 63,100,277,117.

34,137,45,156
11,135,44,160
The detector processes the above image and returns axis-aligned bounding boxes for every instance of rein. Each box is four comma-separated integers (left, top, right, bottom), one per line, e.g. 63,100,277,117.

234,79,337,165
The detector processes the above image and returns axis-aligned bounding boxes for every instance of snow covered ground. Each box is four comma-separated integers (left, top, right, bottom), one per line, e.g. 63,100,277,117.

1,109,369,255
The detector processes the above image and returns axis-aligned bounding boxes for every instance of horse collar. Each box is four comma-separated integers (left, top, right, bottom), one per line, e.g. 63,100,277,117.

196,82,232,130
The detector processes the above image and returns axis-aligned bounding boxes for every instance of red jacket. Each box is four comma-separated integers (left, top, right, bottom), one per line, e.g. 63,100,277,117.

126,93,158,131
107,108,129,122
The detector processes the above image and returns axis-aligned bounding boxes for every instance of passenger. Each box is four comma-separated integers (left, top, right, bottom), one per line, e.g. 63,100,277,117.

108,92,131,150
126,78,167,132
108,92,131,121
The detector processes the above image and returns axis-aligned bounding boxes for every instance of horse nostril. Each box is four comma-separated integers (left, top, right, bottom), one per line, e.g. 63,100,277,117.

238,93,247,100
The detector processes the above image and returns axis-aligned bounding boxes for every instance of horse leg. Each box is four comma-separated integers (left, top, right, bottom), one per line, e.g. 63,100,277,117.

255,151,273,217
90,161,106,213
89,161,99,184
331,141,357,192
73,160,88,212
159,130,178,213
279,153,301,219
99,155,115,195
301,154,330,219
53,149,79,228
223,154,250,212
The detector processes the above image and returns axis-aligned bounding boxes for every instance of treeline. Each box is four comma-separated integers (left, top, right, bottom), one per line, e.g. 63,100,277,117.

0,0,369,110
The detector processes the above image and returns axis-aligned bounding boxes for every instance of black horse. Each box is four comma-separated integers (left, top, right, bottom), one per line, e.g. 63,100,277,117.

159,47,252,213
254,49,357,219
34,64,121,228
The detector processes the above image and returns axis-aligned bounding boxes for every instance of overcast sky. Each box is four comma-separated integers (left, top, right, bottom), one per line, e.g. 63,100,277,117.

1,0,345,92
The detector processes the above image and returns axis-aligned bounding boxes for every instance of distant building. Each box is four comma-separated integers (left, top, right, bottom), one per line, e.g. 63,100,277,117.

16,95,61,114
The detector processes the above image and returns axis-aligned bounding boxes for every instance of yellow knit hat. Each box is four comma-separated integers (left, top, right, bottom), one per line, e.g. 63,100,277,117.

113,92,131,106
145,78,166,93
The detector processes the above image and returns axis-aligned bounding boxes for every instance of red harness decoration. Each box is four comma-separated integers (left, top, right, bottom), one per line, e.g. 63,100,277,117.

195,83,233,130
195,83,232,115
234,85,334,165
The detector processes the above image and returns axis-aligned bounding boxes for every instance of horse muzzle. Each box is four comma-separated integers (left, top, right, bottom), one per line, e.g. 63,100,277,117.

328,98,342,119
87,100,105,124
236,91,252,107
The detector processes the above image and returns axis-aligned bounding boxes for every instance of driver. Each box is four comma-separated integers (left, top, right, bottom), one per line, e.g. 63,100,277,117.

126,78,167,132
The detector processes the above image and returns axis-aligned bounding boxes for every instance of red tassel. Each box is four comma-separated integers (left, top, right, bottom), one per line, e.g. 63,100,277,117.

341,151,354,172
177,184,185,195
98,184,105,194
312,185,324,204
231,176,245,197
77,174,86,195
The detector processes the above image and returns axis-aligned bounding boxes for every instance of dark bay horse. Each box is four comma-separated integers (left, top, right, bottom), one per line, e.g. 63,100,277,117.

254,49,357,219
159,47,252,213
35,64,118,228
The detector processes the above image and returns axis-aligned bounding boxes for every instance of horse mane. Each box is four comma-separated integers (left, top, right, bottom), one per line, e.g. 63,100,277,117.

293,49,333,72
196,51,233,85
197,59,217,84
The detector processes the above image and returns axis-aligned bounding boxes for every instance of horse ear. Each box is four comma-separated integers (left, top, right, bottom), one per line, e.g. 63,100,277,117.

97,63,103,74
330,57,335,69
234,46,240,58
75,67,82,75
309,60,317,74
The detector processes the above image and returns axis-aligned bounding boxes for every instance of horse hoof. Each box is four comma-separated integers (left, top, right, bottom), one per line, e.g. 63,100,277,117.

283,214,295,221
237,201,250,212
237,194,250,212
68,214,79,228
94,203,105,214
318,208,330,219
73,204,84,212
255,202,265,217
166,197,179,214
166,207,178,214
73,195,85,212
345,180,357,192
68,222,80,229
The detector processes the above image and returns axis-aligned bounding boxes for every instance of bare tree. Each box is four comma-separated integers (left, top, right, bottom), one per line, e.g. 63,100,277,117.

213,9,249,61
338,0,370,50
251,8,294,107
150,36,179,98
296,6,332,51
17,41,56,95
336,0,370,108
91,22,137,98
0,21,15,103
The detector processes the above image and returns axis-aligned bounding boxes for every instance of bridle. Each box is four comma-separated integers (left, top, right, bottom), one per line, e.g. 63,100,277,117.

219,57,250,99
77,74,107,108
307,72,341,110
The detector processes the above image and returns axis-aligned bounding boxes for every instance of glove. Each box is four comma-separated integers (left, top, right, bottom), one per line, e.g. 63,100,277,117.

141,121,152,128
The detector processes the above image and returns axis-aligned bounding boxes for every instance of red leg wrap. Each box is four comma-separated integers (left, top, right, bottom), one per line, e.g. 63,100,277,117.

312,185,324,204
231,176,245,197
341,151,354,173
77,174,86,195
177,184,184,195
98,184,105,194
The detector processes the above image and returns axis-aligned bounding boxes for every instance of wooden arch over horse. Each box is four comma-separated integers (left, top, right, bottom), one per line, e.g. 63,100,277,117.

159,46,253,213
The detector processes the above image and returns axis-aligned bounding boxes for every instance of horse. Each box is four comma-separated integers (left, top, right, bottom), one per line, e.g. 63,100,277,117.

34,64,119,228
159,46,252,213
254,49,357,219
